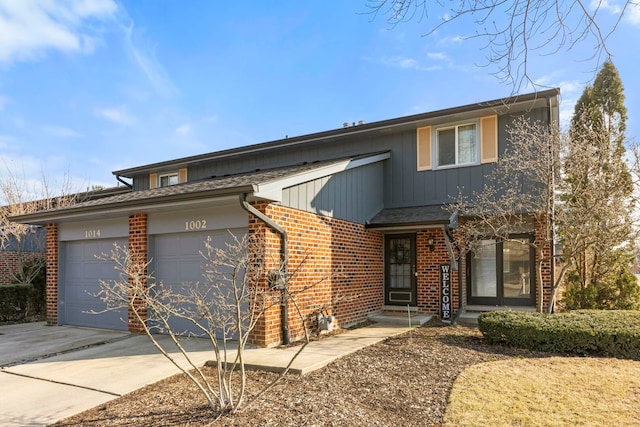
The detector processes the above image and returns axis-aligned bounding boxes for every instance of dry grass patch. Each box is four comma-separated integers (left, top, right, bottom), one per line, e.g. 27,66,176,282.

444,357,640,426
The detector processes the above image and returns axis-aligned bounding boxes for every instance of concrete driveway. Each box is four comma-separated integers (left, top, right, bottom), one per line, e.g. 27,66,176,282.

0,322,214,426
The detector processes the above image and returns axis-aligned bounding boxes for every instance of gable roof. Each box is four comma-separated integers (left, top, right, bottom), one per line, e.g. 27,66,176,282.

113,88,560,178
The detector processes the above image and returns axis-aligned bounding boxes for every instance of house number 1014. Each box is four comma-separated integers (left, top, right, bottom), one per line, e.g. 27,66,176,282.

185,219,207,231
85,229,101,238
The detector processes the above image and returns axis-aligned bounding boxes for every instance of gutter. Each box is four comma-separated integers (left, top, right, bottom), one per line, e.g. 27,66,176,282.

238,193,291,345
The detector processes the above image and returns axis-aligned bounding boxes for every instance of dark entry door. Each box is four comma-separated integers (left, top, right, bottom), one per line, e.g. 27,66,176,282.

385,234,417,306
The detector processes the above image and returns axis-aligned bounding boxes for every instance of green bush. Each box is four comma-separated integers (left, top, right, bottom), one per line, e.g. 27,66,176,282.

478,310,640,360
0,284,32,321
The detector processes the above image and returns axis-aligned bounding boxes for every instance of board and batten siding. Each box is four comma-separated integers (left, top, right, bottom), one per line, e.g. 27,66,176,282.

130,106,550,214
281,162,384,224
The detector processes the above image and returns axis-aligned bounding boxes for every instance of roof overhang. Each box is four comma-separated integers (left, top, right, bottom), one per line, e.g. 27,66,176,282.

10,185,255,225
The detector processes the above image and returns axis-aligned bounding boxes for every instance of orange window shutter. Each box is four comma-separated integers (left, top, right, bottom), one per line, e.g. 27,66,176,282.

149,173,158,189
417,126,432,170
178,168,188,183
481,115,498,164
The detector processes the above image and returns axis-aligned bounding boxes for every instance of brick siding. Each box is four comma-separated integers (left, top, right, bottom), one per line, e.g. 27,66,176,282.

416,229,460,318
0,250,42,285
248,202,384,347
128,213,148,333
45,224,58,325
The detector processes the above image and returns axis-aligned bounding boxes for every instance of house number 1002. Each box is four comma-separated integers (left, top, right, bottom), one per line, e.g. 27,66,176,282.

185,219,207,231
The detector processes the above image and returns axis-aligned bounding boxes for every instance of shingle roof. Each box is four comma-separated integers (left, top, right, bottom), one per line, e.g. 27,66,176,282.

366,205,454,228
10,156,374,224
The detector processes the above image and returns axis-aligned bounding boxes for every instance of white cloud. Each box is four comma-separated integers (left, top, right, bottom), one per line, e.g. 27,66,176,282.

175,124,191,136
591,0,622,15
42,125,84,138
94,106,136,125
122,22,178,97
378,56,441,71
0,0,118,65
427,52,449,61
626,1,640,25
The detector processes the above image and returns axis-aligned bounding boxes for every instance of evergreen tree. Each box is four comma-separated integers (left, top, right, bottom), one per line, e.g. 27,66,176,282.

561,61,639,310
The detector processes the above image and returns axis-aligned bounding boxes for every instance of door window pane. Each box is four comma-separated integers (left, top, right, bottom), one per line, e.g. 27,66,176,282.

503,239,531,298
470,239,497,297
389,238,411,289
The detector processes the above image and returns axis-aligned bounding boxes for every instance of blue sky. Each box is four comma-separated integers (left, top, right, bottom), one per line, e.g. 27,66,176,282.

1,0,639,192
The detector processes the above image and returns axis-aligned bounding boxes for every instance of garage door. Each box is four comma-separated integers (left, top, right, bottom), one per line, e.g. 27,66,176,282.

152,228,247,337
61,239,128,331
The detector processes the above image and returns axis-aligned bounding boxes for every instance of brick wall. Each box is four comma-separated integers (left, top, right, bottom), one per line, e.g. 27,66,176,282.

535,215,553,312
45,224,58,325
416,229,460,318
0,250,42,284
128,213,148,333
248,202,384,347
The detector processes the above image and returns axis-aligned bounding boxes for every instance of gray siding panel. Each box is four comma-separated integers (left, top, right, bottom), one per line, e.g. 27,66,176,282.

282,162,383,224
132,106,549,211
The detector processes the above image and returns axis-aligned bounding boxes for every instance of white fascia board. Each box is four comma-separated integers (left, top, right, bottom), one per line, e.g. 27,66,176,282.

254,152,390,202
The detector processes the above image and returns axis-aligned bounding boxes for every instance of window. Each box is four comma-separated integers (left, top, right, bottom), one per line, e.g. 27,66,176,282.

416,115,497,171
159,173,179,187
468,236,535,306
437,123,477,167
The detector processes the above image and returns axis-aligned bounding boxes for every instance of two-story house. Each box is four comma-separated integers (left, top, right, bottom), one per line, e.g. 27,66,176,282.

13,89,560,347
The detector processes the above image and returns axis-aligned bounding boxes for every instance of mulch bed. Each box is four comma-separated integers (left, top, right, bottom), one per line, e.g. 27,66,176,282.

53,321,544,427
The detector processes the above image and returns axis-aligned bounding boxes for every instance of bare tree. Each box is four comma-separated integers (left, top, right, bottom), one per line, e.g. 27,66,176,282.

366,0,635,91
449,116,569,312
95,232,337,417
0,165,79,284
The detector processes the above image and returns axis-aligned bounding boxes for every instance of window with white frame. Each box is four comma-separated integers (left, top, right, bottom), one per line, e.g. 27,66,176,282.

159,173,179,187
436,123,478,167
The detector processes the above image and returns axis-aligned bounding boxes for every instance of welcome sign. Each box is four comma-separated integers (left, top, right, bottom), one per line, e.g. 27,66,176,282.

440,264,452,322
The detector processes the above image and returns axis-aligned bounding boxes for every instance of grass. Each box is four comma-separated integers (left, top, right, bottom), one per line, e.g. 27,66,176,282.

444,357,640,426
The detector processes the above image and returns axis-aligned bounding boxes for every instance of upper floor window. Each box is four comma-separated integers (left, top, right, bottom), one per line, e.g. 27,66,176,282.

437,123,477,167
159,172,179,187
416,115,497,171
149,168,188,189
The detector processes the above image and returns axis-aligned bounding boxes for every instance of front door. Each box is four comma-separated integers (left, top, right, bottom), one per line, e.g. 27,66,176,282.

385,234,417,306
467,236,536,306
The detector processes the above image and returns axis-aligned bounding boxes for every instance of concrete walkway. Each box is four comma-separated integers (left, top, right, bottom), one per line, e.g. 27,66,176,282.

233,323,412,375
0,322,411,426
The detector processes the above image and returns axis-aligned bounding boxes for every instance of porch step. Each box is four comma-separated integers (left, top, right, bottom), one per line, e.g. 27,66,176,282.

458,305,537,326
368,310,432,327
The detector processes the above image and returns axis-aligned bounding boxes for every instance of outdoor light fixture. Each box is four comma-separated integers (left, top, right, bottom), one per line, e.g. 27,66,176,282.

427,236,435,252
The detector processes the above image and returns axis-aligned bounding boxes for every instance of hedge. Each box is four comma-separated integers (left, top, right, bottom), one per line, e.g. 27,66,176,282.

477,310,640,360
0,283,43,322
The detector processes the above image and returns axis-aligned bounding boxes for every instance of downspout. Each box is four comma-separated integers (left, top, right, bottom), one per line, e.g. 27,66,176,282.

239,193,290,345
444,209,465,325
115,175,133,189
546,94,556,313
